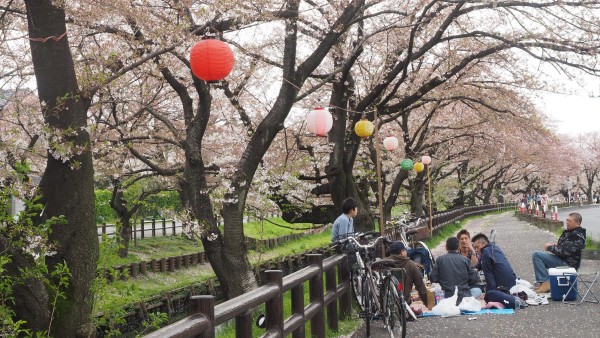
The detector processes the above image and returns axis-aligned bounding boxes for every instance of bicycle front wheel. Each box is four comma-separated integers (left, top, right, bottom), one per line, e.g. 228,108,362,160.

351,266,366,311
384,279,407,338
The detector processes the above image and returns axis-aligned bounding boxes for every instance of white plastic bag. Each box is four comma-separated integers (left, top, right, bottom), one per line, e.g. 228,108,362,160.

510,284,536,300
431,286,461,317
458,296,482,312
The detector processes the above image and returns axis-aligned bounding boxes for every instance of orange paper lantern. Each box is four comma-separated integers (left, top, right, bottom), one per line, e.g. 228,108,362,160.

190,38,235,82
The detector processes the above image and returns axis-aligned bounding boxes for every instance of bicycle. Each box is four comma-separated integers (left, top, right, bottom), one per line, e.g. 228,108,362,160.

371,259,408,338
389,212,435,276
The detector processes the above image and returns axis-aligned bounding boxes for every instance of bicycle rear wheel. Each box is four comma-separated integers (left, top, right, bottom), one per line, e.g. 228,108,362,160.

384,279,406,338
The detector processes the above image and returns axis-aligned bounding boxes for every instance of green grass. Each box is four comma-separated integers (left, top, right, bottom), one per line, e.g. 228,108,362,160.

243,217,315,239
98,218,316,268
99,235,203,268
94,228,334,314
586,237,600,250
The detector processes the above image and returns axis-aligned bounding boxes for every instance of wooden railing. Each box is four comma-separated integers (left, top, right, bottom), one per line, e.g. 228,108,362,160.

143,254,351,338
385,202,518,240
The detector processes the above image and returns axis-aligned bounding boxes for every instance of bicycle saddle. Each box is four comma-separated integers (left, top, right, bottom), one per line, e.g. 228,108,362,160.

371,259,397,270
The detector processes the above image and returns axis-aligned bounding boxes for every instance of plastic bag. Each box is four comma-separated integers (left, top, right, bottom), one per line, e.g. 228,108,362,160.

431,286,460,317
510,284,536,300
458,296,482,312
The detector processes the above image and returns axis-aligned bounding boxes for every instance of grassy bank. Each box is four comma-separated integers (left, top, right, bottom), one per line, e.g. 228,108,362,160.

94,229,333,313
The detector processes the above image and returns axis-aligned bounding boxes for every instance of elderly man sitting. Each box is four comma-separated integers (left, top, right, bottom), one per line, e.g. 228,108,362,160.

531,212,586,293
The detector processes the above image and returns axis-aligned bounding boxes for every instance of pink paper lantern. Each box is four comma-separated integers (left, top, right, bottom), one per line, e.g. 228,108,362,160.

421,155,432,165
383,135,399,151
306,107,333,137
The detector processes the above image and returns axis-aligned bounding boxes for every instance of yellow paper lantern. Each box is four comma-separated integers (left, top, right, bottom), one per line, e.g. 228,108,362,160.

355,118,374,138
414,162,425,173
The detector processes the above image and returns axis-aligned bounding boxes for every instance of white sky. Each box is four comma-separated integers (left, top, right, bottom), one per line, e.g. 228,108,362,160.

541,93,600,136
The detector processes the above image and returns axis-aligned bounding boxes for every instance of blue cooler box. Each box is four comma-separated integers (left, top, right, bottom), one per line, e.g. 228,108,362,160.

549,267,577,301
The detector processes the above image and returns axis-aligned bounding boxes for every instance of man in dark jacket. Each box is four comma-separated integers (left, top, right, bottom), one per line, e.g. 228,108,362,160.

430,237,480,303
531,212,586,293
387,241,428,306
473,233,516,292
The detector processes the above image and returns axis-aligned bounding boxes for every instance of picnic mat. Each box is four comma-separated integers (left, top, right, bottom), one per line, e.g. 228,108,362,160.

422,308,515,317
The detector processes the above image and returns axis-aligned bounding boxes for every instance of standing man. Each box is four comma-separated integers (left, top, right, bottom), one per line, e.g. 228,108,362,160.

430,237,481,303
531,212,586,293
331,197,358,242
472,233,517,292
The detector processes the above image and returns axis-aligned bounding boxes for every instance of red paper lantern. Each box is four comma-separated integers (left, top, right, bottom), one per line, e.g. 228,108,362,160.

383,135,399,151
306,107,333,136
189,38,235,82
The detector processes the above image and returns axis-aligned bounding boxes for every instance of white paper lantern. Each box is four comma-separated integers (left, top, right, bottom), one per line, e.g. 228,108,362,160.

383,135,399,151
306,107,333,137
422,155,432,165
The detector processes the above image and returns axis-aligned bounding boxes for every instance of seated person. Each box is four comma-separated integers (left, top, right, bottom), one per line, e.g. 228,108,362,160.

472,233,516,292
387,241,428,307
430,237,481,303
531,212,586,293
457,229,478,267
331,197,358,242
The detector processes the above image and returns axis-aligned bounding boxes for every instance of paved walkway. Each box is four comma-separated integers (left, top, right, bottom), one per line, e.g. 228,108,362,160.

350,211,600,338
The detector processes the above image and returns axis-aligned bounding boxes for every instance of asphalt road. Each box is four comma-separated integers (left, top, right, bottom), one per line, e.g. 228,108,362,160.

556,204,600,239
349,209,600,338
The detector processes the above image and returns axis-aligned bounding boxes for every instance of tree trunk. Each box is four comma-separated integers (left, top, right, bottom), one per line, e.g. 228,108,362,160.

409,172,427,217
26,1,98,336
117,215,132,258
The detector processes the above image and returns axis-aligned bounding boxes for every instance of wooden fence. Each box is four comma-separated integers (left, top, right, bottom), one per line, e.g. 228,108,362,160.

95,247,337,336
143,253,351,338
385,202,518,241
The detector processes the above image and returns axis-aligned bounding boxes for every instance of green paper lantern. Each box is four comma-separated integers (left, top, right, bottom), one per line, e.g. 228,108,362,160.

401,159,413,171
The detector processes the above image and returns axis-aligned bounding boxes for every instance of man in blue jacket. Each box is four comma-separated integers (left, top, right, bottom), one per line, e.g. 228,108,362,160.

531,212,586,293
472,233,516,292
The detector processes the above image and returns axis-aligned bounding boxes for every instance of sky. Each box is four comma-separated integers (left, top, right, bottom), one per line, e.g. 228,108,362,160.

541,93,600,136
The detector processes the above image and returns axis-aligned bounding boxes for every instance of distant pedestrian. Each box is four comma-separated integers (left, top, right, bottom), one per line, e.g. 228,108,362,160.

331,197,358,242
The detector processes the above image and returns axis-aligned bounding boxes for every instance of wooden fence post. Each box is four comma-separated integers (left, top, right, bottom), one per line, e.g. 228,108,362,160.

172,220,176,235
190,295,215,338
265,270,284,336
130,262,138,279
152,218,156,237
102,223,107,236
236,310,253,338
140,261,147,275
291,283,305,338
338,255,351,320
141,219,145,239
307,254,325,338
326,263,338,332
162,218,167,236
160,258,166,272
